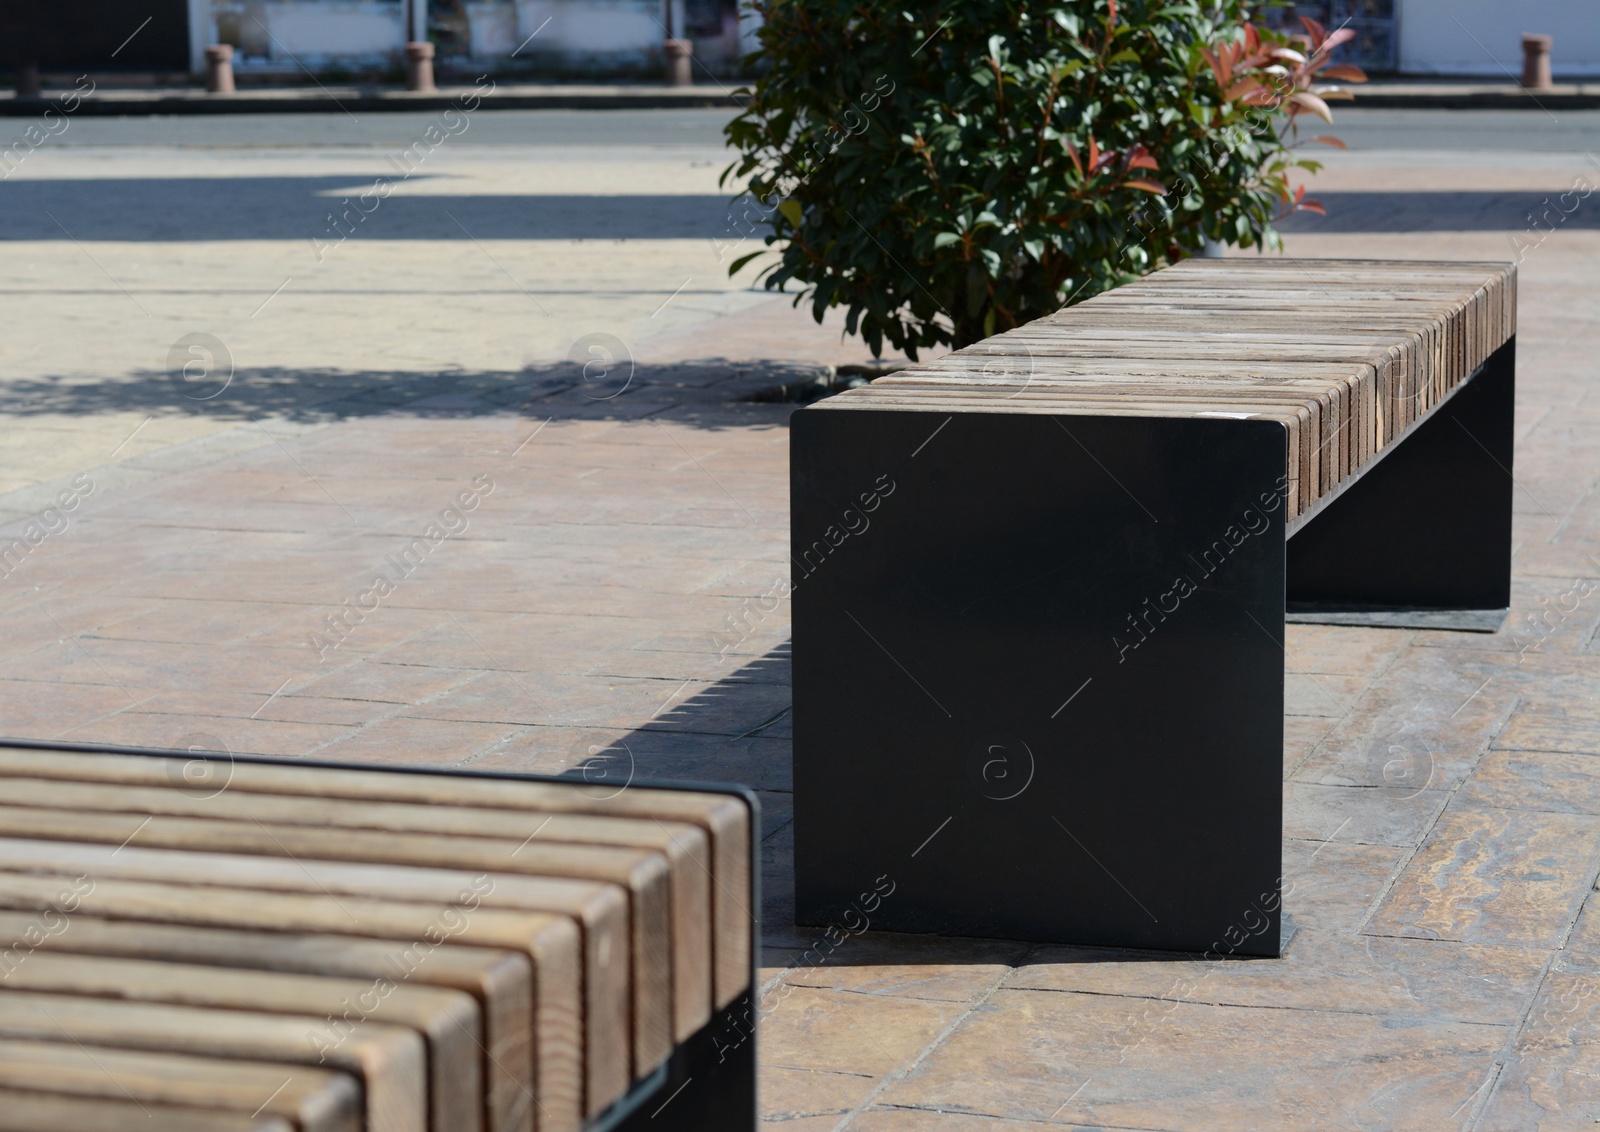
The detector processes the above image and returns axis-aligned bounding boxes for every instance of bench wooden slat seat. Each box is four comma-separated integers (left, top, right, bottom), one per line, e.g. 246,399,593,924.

0,743,758,1132
0,1043,363,1131
0,748,751,1017
791,257,1516,958
820,259,1515,522
0,772,714,1052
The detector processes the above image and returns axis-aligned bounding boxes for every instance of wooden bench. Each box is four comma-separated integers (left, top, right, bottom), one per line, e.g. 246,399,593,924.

791,258,1516,957
0,740,759,1132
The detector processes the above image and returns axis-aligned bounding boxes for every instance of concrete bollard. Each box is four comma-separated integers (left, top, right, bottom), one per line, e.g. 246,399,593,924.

1520,34,1553,91
15,63,42,99
205,44,235,94
664,39,693,87
405,41,436,92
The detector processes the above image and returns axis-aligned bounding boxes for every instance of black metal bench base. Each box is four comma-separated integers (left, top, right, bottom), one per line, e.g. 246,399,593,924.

602,993,758,1132
790,338,1514,958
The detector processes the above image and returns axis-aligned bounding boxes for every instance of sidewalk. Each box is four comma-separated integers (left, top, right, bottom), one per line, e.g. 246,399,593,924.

0,81,741,117
3,127,1600,1126
5,77,1600,117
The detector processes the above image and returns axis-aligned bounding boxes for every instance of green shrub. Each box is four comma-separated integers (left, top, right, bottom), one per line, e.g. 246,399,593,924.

722,2,1364,357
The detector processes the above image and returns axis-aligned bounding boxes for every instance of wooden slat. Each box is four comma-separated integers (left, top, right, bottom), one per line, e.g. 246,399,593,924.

0,911,533,1132
0,1088,294,1132
0,747,752,1011
0,801,671,1084
0,993,424,1132
0,834,626,1122
0,772,712,1048
0,870,583,1132
0,951,482,1132
814,257,1516,517
0,1044,360,1132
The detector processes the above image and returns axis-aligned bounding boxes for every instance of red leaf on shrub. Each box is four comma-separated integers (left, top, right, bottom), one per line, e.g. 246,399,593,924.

1310,135,1348,149
1297,198,1327,215
1321,63,1368,83
1200,46,1229,88
1289,91,1334,122
1124,179,1167,194
1064,138,1084,177
1298,15,1327,47
1087,135,1102,171
1319,28,1357,55
1225,78,1265,102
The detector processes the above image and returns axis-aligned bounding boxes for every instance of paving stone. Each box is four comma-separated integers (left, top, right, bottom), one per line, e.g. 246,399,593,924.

1285,672,1370,718
760,1065,878,1122
1282,838,1408,934
1366,801,1600,947
1283,623,1410,676
1011,928,1545,1025
58,708,353,758
1284,781,1448,847
1459,749,1600,815
1477,968,1600,1129
773,935,1031,1005
847,1110,1134,1130
1291,646,1521,793
756,984,970,1080
308,715,522,766
877,986,1504,1130
1496,686,1600,755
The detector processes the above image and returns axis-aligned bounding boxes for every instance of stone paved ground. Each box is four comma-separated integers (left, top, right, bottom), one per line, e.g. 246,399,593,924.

2,112,1600,1129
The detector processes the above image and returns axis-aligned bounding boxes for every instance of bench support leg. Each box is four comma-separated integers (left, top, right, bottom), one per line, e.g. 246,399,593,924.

791,410,1289,956
606,994,757,1131
1286,336,1515,631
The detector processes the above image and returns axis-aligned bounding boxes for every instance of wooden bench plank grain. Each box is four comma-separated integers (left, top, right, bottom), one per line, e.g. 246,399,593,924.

833,257,1516,524
0,1043,361,1131
0,870,583,1132
0,911,533,1132
0,772,712,1049
0,835,626,1122
0,951,482,1132
0,993,424,1132
0,802,668,1084
0,1088,294,1132
0,747,751,1012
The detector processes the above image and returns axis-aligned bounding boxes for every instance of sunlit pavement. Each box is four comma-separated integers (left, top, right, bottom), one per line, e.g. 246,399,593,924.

2,107,1600,1128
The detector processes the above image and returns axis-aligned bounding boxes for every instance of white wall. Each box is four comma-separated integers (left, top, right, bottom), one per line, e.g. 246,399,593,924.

512,0,661,59
266,3,406,60
1399,0,1600,77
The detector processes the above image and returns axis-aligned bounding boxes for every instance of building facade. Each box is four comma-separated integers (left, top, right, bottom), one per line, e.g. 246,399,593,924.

32,0,1570,83
1270,0,1600,77
185,0,755,78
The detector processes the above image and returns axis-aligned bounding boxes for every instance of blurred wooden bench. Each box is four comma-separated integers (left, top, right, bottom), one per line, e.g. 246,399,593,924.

791,258,1516,958
0,740,758,1132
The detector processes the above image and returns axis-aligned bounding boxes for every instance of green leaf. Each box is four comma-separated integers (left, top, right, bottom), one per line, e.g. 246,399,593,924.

719,0,1300,350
